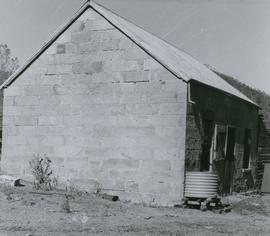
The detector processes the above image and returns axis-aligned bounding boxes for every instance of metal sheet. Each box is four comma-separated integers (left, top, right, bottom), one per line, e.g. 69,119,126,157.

261,163,270,193
185,171,218,198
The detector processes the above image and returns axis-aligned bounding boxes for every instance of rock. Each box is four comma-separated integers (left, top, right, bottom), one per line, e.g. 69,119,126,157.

0,175,21,186
100,193,119,202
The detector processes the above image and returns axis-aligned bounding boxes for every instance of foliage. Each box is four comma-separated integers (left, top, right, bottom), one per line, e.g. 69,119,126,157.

29,154,58,191
0,44,19,76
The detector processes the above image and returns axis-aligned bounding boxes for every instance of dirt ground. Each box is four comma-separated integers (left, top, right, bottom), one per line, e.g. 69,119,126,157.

0,184,270,236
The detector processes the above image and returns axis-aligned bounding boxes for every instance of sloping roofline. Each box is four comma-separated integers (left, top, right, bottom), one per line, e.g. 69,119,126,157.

0,0,258,107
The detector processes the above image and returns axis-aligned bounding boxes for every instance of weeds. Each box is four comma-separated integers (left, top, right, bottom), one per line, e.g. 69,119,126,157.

29,154,58,191
61,194,71,213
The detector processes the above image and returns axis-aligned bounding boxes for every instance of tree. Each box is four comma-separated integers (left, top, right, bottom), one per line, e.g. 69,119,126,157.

0,44,19,77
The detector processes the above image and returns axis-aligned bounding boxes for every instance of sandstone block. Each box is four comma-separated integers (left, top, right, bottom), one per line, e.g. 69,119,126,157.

143,59,162,70
130,104,159,115
4,106,21,116
24,85,52,96
46,65,73,75
73,61,103,75
139,181,171,194
3,97,15,106
120,48,148,60
90,29,122,41
71,31,92,43
120,92,147,104
147,91,179,103
102,159,139,169
64,157,89,170
26,135,44,145
84,19,114,31
159,103,185,115
118,147,153,160
7,136,27,145
121,71,149,83
2,126,19,136
44,45,57,55
2,116,14,126
64,43,78,53
140,160,171,172
38,54,54,65
55,32,71,44
39,96,61,105
155,127,181,138
38,116,63,126
41,136,64,146
14,116,38,126
154,148,179,160
103,60,142,72
53,54,80,65
148,115,181,127
5,87,25,96
80,104,125,116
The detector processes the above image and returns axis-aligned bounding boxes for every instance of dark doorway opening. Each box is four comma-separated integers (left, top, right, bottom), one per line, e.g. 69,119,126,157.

223,127,236,194
243,129,251,169
200,119,214,171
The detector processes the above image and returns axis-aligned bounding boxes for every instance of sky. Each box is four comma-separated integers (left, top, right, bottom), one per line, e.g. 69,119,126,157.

0,0,270,93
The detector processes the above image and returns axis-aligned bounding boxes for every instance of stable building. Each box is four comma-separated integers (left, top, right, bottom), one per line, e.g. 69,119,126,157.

0,1,259,206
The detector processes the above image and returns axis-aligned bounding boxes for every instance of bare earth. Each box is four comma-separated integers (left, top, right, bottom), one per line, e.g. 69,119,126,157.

0,185,269,236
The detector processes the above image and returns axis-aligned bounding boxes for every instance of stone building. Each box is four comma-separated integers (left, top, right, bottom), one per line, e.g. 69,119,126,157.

0,71,9,153
0,1,260,205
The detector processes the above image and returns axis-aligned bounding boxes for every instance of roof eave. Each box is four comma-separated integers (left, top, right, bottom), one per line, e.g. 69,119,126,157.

188,79,260,109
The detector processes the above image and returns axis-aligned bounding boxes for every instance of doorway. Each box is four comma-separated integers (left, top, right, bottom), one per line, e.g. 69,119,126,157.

212,125,236,195
223,127,236,194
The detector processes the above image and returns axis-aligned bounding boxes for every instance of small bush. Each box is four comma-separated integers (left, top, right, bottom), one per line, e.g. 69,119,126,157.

29,154,57,191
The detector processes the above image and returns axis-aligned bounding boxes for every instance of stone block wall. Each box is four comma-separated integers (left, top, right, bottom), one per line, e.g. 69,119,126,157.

0,72,9,131
1,8,187,206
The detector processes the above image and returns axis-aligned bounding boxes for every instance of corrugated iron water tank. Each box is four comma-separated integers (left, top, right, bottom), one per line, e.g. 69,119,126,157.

185,171,218,198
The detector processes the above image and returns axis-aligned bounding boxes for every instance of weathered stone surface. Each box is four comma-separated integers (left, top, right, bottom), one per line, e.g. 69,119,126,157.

140,160,171,172
103,159,139,169
1,8,187,206
84,19,115,30
13,116,38,126
46,65,73,75
3,97,15,106
73,61,103,74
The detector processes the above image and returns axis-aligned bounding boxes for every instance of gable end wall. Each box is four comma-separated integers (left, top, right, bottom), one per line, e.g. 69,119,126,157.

1,8,187,206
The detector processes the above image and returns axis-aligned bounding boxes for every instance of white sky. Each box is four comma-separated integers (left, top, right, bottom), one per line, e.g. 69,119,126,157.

0,0,270,93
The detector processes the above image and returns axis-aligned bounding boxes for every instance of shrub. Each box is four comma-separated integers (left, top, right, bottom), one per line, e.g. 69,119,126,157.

29,154,57,191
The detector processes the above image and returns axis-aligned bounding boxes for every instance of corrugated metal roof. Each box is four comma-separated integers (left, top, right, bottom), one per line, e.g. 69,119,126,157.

1,0,258,107
90,1,257,106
